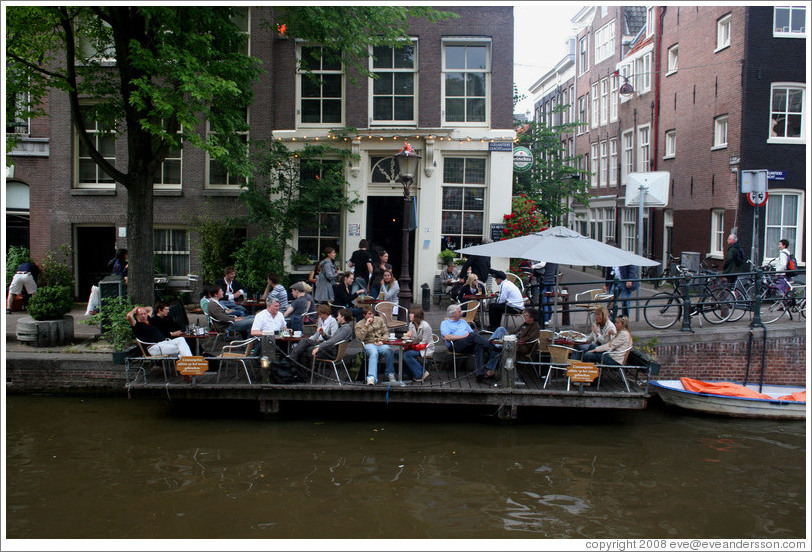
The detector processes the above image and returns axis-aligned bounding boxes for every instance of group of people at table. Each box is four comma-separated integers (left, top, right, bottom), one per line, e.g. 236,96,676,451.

125,255,633,385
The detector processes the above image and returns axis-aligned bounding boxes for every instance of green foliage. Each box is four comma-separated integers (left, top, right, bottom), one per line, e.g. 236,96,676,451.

27,285,74,321
232,236,284,293
37,246,73,288
240,140,361,264
291,250,313,266
502,195,547,240
514,104,590,224
6,245,31,282
438,249,458,264
87,295,136,350
188,210,245,284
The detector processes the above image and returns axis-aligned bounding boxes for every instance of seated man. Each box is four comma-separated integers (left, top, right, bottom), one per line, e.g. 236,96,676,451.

289,303,338,367
149,301,183,338
216,266,247,317
487,271,525,331
486,307,541,372
206,285,254,339
354,305,396,385
261,273,290,311
127,306,192,357
310,308,355,366
250,298,287,336
440,303,498,383
284,281,314,332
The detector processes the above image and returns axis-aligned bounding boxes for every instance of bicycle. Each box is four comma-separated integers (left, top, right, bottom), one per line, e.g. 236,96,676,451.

654,254,681,289
643,264,735,329
749,264,804,324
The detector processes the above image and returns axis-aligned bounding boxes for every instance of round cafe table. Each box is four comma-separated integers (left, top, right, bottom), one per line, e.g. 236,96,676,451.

384,339,413,383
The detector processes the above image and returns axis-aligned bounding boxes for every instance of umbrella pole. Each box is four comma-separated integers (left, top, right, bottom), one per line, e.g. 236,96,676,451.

553,272,560,333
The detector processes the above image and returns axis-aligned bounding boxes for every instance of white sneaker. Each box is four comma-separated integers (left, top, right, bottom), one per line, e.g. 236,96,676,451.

366,376,375,385
387,373,398,383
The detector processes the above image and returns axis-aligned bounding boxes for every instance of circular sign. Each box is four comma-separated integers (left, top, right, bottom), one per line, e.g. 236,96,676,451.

746,190,768,207
513,146,533,172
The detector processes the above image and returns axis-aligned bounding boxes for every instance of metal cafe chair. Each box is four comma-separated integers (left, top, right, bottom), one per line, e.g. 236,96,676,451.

135,338,178,383
216,337,259,384
312,339,352,386
375,301,408,331
595,346,634,392
544,343,578,391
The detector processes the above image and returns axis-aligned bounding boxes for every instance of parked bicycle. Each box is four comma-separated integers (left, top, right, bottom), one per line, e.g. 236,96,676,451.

644,264,735,329
749,262,805,324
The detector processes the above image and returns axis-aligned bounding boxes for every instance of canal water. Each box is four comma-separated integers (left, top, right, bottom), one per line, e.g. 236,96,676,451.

4,395,806,541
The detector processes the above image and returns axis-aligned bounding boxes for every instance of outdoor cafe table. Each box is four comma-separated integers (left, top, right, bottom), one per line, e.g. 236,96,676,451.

384,338,414,383
180,331,211,355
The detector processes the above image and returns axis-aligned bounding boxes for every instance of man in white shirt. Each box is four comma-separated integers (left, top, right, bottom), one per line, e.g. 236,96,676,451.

487,271,525,331
250,298,287,336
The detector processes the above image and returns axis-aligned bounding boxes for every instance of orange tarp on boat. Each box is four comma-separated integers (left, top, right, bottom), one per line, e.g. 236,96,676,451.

680,378,806,402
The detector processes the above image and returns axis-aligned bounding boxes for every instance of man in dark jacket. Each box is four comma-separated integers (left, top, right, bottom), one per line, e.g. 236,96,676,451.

723,234,745,282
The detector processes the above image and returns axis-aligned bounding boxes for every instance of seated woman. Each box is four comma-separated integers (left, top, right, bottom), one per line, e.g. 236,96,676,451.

399,307,434,382
333,271,365,321
574,306,616,360
380,270,400,314
582,315,632,366
284,281,314,332
485,308,541,373
456,273,486,303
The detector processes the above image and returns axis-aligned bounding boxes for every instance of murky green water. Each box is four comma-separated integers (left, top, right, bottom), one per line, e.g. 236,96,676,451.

4,395,806,540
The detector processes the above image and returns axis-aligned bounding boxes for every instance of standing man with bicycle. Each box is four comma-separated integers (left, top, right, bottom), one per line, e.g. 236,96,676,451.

723,234,746,283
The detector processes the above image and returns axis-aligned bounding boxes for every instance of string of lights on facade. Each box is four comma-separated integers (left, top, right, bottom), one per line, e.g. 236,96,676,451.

276,134,520,144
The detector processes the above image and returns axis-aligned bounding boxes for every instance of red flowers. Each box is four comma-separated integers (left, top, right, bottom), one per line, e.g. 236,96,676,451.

501,196,547,240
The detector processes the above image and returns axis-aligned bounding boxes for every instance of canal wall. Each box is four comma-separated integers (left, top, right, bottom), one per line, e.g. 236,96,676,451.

5,324,806,394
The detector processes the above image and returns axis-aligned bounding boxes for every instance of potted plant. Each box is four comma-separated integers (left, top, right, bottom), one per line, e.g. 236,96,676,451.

87,295,138,364
438,248,458,267
291,250,315,272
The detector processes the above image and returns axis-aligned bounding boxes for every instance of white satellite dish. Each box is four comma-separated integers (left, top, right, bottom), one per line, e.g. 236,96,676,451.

625,171,670,207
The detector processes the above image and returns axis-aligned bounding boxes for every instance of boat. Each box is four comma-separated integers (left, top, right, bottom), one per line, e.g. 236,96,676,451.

650,378,806,420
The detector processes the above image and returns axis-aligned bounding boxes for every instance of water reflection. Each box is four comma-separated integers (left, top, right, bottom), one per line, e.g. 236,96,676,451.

4,396,806,540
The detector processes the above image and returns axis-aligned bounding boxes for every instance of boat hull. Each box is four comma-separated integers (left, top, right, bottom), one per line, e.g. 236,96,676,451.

651,380,806,420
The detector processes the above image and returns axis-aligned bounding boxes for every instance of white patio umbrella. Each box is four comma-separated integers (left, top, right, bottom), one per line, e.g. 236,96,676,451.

455,226,659,331
455,226,659,267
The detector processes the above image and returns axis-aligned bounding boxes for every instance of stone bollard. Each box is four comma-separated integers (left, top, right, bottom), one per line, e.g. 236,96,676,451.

16,315,75,347
500,334,517,389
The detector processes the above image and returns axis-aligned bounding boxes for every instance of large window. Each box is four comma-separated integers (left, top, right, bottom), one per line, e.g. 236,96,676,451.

769,83,805,143
594,21,615,64
716,13,732,51
371,41,417,124
441,157,486,250
634,53,652,94
609,138,618,186
577,95,588,134
621,208,638,252
710,210,725,257
599,78,609,125
297,160,342,263
774,5,806,37
591,82,600,128
637,125,650,172
764,192,803,263
713,115,728,149
154,228,189,278
7,89,29,135
299,45,343,125
154,124,182,189
443,41,489,124
75,106,115,188
622,130,634,181
208,108,248,187
609,73,618,121
590,143,599,188
578,35,589,74
599,140,608,187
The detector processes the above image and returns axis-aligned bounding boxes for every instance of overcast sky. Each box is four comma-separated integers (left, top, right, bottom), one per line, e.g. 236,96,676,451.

513,2,581,116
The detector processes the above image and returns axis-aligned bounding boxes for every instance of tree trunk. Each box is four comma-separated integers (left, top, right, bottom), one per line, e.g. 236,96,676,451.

127,175,155,305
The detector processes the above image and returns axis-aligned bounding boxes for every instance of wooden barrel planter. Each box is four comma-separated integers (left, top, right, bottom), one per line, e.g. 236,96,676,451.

15,315,75,347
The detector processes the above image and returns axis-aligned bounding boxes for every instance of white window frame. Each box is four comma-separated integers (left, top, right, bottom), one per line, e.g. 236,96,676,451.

297,43,345,127
441,38,491,127
634,53,652,94
154,227,190,279
609,73,618,121
622,129,634,182
594,21,615,64
710,209,725,258
768,83,806,144
646,7,656,37
667,44,679,75
591,82,600,129
773,6,806,38
579,35,589,75
764,190,804,265
590,142,599,188
74,106,116,189
621,208,638,252
716,13,732,52
577,95,588,134
441,156,488,250
599,77,609,125
369,39,418,126
154,123,183,190
713,114,728,149
296,159,343,263
599,140,608,187
569,85,576,125
637,124,650,173
609,138,618,186
664,129,676,159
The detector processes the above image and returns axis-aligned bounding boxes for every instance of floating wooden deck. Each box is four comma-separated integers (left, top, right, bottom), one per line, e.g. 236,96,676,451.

124,354,650,416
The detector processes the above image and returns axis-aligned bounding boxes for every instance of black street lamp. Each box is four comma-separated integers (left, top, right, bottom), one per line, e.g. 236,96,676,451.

394,143,421,311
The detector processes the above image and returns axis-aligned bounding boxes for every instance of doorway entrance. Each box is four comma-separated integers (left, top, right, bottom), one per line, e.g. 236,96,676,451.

366,196,414,281
75,226,116,299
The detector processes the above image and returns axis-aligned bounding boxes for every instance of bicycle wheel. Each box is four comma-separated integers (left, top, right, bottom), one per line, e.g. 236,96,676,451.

751,286,786,324
644,292,682,329
726,288,747,322
700,287,735,324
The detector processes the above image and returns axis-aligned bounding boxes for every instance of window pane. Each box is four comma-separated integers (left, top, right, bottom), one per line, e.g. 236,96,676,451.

322,74,342,98
393,44,415,68
98,136,116,157
393,96,413,120
788,89,803,112
298,238,319,258
321,52,341,71
373,74,393,95
373,97,392,120
164,160,181,184
442,187,463,209
394,72,414,94
787,115,802,137
467,98,486,121
446,46,465,69
463,212,483,234
772,88,787,112
322,100,341,123
467,46,487,69
442,211,462,234
783,195,798,225
301,100,320,123
446,98,465,121
445,73,465,96
466,73,486,96
443,158,465,183
79,160,96,182
791,9,805,32
322,213,341,235
372,45,393,68
463,187,484,210
465,159,486,183
302,77,320,98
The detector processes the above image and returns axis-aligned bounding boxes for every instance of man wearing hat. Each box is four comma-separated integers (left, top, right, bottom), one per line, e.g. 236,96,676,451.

487,271,524,331
284,281,314,332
